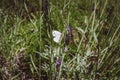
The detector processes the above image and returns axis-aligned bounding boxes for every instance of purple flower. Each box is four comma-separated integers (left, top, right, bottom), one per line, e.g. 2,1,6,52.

65,34,70,45
55,57,61,79
56,58,61,68
65,26,73,45
67,26,73,37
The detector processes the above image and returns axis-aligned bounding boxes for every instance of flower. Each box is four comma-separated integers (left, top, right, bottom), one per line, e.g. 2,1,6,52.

67,26,73,37
65,26,73,45
56,57,61,69
54,57,61,79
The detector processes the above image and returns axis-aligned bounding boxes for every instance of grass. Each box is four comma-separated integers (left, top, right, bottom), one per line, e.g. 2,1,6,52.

0,0,120,80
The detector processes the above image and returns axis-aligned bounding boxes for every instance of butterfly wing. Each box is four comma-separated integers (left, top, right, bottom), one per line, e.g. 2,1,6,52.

52,30,62,43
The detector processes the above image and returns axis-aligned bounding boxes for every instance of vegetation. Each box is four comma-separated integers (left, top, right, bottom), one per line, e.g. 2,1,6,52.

0,0,120,80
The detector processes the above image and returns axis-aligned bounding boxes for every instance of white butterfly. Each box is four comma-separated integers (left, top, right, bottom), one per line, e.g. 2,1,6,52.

52,30,62,43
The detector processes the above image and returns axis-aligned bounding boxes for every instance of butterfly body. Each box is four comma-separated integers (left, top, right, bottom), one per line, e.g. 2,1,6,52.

52,30,62,43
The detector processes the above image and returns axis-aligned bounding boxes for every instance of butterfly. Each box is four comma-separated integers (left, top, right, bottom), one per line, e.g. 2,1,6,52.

52,30,62,43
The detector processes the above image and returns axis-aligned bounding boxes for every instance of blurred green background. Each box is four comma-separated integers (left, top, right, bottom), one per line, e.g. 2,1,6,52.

0,0,120,80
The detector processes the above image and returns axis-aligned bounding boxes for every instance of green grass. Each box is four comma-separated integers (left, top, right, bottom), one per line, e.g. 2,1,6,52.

0,0,120,80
